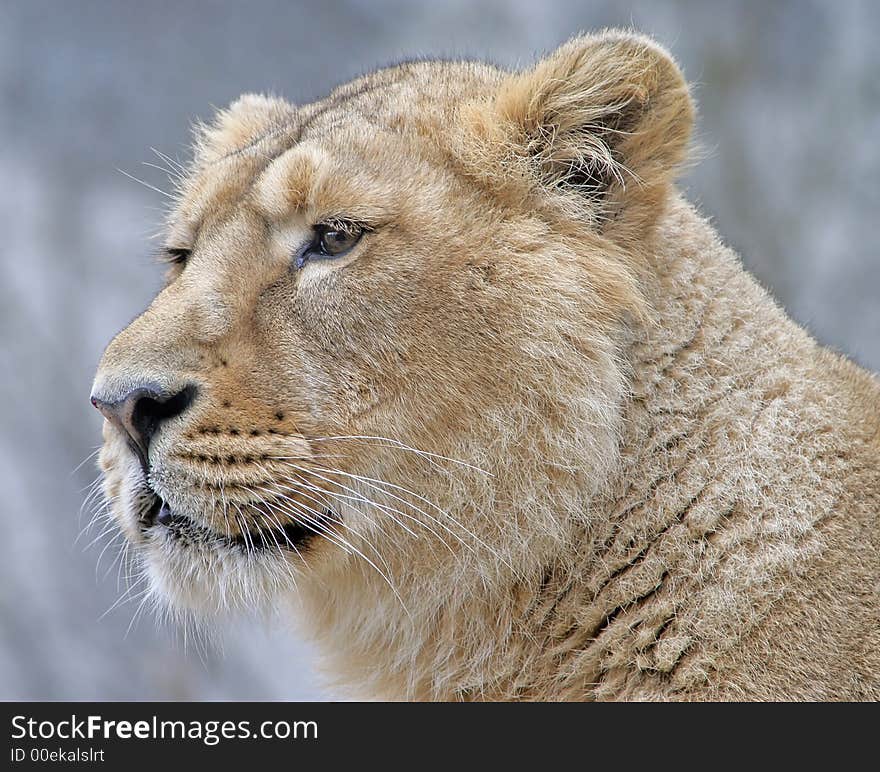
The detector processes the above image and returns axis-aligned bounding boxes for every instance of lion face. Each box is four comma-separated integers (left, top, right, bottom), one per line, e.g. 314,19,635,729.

91,32,692,620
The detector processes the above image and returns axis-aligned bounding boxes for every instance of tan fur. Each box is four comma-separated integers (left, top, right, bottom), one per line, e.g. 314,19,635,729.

92,30,879,701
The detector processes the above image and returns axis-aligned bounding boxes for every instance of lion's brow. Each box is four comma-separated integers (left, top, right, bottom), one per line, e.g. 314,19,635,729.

214,67,416,167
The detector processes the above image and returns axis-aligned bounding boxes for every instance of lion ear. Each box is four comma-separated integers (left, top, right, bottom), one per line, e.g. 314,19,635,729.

194,93,294,164
467,31,694,233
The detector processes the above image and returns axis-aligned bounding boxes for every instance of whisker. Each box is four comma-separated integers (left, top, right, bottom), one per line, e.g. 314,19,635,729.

276,474,460,567
313,463,507,566
252,486,358,559
95,530,125,580
231,502,256,559
277,471,423,541
83,516,122,553
124,587,155,639
140,161,186,190
271,461,429,539
116,168,175,199
100,570,150,620
257,480,430,584
250,487,407,616
72,447,102,475
276,460,476,560
150,146,187,175
76,499,114,545
314,435,493,476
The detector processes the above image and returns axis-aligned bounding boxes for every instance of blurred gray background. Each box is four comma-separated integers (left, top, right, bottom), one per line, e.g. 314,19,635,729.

1,0,877,700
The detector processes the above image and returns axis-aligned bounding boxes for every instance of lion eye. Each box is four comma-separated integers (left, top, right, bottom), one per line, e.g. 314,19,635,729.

163,247,191,265
316,225,362,256
294,223,365,269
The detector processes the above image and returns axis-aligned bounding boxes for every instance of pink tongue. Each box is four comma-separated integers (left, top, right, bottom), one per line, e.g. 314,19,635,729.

156,502,173,526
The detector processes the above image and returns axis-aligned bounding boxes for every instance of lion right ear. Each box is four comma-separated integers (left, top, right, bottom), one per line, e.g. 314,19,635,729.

460,31,694,236
194,93,294,164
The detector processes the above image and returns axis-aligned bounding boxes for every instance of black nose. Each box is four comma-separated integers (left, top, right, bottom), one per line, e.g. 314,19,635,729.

91,385,195,472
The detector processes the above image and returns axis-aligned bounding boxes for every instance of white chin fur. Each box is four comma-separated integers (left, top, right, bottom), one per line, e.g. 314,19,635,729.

142,533,300,619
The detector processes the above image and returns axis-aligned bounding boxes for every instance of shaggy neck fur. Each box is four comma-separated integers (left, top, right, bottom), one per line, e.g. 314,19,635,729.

296,197,880,701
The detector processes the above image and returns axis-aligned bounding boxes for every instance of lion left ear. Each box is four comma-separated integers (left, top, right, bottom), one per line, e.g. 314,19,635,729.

463,31,694,234
195,93,295,164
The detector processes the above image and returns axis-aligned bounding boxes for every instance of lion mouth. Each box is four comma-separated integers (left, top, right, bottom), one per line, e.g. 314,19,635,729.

141,493,327,552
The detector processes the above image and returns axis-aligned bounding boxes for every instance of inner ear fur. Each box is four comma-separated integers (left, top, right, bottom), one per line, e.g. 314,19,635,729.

463,30,694,234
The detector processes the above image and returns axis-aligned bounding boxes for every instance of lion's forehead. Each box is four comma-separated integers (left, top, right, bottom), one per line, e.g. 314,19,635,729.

165,61,504,247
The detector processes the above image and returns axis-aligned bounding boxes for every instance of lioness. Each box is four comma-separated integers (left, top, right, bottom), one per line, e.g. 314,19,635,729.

91,30,879,700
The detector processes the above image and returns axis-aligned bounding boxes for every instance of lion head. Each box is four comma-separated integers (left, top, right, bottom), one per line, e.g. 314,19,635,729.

92,31,692,638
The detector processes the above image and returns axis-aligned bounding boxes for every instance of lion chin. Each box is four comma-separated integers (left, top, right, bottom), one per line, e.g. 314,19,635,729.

91,30,880,701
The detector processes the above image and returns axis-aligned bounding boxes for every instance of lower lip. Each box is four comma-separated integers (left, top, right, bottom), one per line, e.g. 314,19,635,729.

142,495,329,551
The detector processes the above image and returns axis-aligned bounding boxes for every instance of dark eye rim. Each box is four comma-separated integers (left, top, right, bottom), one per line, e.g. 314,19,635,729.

162,247,191,265
295,222,366,269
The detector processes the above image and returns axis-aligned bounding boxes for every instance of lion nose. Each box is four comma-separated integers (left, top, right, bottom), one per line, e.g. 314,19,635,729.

90,385,196,471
